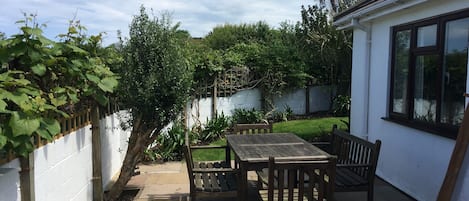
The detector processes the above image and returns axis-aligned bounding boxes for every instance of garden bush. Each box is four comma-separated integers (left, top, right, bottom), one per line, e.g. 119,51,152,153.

231,108,265,124
268,105,294,122
145,121,191,161
332,95,351,117
198,112,230,143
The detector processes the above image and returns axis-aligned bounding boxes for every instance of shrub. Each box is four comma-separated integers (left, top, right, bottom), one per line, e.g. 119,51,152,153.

145,121,188,161
269,105,294,122
332,95,351,117
198,113,230,143
231,108,265,124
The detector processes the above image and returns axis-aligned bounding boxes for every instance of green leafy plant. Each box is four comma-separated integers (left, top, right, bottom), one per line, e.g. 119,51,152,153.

146,121,187,161
269,105,294,122
198,112,230,143
0,14,118,157
332,95,351,117
231,108,265,124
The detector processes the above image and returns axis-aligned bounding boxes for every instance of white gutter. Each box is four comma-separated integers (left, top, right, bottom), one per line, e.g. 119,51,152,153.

334,0,428,28
334,0,401,27
360,0,428,23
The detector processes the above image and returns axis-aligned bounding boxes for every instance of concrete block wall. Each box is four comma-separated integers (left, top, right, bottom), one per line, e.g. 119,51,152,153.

0,111,131,201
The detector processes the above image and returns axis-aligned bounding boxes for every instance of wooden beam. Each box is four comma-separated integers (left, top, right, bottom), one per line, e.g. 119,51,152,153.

305,86,311,115
212,78,218,118
91,106,104,201
437,105,469,201
19,153,35,201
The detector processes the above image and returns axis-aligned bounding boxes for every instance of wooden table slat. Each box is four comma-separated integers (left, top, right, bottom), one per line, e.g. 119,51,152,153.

226,133,333,201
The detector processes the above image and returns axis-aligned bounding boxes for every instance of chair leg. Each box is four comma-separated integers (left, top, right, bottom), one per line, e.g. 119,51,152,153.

189,191,196,201
257,175,263,189
368,184,374,201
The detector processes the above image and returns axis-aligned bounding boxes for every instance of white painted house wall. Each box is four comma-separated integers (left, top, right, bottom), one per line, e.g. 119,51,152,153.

0,111,131,201
349,1,469,200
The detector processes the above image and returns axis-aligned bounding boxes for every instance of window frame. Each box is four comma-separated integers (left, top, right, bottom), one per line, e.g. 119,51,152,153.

388,8,469,139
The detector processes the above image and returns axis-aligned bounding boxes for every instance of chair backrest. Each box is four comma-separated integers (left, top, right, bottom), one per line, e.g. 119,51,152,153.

183,146,195,191
233,123,273,134
330,126,382,181
267,157,337,201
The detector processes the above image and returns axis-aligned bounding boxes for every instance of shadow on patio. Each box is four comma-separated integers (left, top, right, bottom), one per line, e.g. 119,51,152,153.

125,161,415,201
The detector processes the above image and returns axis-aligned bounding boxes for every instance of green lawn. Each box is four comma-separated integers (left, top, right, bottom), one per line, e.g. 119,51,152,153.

192,117,349,161
191,138,231,161
273,117,348,141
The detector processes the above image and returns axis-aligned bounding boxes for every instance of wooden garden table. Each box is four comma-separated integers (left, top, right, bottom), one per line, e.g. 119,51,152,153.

226,133,333,201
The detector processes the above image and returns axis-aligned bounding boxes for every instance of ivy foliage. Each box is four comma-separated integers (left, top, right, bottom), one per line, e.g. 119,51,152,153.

0,14,118,157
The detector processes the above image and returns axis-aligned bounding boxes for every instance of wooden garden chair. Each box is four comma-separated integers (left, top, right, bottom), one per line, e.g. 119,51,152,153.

259,156,337,201
232,123,273,135
231,123,273,188
183,145,238,200
312,125,381,201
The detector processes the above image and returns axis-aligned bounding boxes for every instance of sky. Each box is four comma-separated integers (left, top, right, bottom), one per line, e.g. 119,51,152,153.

0,0,315,45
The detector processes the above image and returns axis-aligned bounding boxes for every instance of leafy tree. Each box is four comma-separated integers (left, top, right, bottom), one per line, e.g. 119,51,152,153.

104,7,193,200
188,41,224,86
204,21,271,50
299,5,352,95
192,21,310,111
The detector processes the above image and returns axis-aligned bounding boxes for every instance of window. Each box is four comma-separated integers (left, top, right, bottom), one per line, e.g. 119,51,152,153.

389,9,469,139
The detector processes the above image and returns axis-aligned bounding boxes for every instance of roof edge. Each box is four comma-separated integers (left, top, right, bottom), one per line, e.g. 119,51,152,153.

333,0,380,22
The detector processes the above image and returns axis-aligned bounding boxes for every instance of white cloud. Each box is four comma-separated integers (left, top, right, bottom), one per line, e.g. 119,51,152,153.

0,0,315,45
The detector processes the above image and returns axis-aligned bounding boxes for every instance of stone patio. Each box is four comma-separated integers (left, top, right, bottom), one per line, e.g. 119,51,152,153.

124,161,416,201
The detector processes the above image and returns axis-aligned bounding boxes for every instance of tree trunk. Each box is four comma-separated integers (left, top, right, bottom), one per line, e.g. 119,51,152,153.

104,121,153,201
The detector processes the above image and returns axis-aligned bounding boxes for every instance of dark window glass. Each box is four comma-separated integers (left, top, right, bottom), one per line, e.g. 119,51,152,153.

441,17,469,125
392,30,411,114
417,24,437,47
389,9,469,138
413,55,438,122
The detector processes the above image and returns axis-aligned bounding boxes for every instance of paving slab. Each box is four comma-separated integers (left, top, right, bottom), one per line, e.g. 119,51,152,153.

126,160,416,201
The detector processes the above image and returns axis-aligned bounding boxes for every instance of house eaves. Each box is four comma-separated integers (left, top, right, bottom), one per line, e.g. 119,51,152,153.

333,0,428,29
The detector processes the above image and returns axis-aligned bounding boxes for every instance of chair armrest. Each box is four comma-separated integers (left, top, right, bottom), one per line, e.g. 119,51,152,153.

192,168,239,173
337,163,372,168
311,142,331,152
311,142,330,146
190,145,228,150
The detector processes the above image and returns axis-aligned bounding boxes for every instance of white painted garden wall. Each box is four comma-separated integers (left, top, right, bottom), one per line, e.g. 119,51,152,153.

0,111,131,201
187,86,333,128
349,1,469,200
0,159,20,201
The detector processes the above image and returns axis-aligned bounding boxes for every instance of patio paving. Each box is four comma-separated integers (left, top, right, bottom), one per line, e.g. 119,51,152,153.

125,161,416,201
